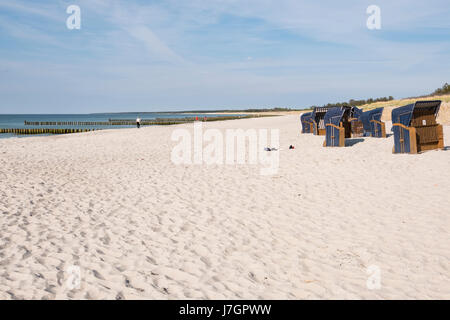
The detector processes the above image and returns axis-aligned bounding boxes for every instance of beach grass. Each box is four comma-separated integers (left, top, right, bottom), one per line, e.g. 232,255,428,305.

360,94,450,111
295,94,450,124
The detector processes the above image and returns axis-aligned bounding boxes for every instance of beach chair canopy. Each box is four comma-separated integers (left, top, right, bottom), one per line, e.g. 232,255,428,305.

362,108,384,132
350,107,363,120
311,106,333,135
391,101,441,127
324,107,345,126
300,112,312,123
300,112,314,133
312,107,330,122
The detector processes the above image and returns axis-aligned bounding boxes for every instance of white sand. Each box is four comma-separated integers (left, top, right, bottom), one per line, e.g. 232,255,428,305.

0,115,449,300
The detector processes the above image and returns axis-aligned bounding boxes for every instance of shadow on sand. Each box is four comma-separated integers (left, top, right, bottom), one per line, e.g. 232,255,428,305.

345,138,365,147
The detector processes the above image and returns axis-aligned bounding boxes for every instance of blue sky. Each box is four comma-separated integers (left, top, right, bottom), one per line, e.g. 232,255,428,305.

0,0,449,113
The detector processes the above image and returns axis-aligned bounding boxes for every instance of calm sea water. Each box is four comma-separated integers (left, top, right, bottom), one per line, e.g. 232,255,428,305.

0,113,241,139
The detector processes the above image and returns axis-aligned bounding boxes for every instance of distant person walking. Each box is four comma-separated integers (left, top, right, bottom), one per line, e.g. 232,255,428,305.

136,117,141,128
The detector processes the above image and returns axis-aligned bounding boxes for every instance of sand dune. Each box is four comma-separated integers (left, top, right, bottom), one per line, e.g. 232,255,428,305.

377,102,450,125
0,115,449,299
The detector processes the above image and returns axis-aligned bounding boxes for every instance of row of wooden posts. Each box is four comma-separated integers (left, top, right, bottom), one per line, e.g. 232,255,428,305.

22,120,176,126
0,128,96,135
22,115,259,127
24,121,112,126
2,114,270,136
23,118,201,126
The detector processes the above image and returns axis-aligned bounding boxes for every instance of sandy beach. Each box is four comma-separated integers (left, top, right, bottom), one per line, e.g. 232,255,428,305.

0,115,449,300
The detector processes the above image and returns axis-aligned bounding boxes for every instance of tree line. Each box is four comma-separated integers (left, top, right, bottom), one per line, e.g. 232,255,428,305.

307,96,394,110
431,83,450,96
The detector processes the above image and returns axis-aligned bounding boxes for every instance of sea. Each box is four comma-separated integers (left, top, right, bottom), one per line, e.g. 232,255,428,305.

0,113,241,139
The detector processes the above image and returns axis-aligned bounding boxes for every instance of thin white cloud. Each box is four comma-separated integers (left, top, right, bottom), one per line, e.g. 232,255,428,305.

80,0,186,64
0,0,64,22
0,18,63,46
124,25,185,64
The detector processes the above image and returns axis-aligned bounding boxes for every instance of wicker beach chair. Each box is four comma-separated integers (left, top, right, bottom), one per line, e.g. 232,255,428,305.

300,112,313,134
361,107,386,138
349,107,365,137
391,100,444,154
323,107,353,147
311,107,332,136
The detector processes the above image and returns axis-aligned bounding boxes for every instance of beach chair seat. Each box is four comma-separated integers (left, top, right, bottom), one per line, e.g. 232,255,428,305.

350,119,364,137
370,119,386,138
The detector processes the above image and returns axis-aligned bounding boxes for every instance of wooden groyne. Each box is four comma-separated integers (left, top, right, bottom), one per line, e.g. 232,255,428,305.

24,121,110,126
11,115,277,135
22,115,272,127
23,120,183,126
0,128,96,135
108,115,268,125
23,119,194,126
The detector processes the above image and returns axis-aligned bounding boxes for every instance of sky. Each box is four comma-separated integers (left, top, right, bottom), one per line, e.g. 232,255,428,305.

0,0,449,113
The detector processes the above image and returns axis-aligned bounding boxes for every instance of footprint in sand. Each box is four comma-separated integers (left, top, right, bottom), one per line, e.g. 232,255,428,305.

115,292,125,300
92,270,105,280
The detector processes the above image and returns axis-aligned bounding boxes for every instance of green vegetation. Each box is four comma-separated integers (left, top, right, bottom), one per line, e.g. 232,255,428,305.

94,83,450,114
165,107,297,113
306,83,449,112
354,83,450,112
308,96,394,110
431,83,450,96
